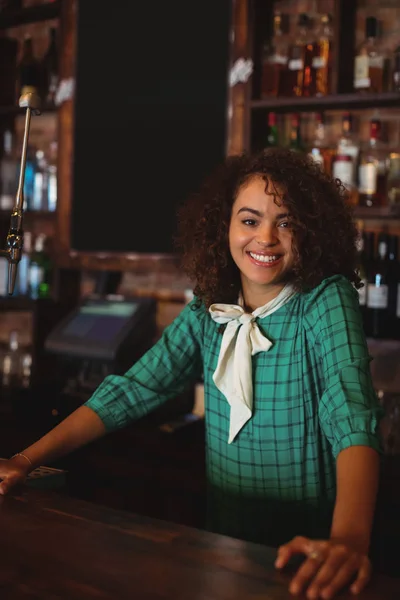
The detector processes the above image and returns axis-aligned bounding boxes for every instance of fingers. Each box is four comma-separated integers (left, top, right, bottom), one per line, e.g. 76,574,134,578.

278,540,372,599
288,548,328,596
305,546,359,599
350,558,372,595
0,466,27,496
275,536,317,569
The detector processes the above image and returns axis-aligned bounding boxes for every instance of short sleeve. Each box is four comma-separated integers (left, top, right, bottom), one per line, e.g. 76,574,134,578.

304,276,383,459
84,299,205,431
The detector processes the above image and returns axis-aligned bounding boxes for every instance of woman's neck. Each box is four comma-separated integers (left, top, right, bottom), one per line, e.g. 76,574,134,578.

241,282,286,312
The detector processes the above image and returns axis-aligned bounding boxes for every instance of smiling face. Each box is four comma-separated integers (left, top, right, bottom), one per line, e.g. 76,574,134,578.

228,175,295,310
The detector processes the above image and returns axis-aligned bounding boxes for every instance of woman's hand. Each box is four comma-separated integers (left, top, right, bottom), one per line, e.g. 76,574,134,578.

275,536,372,599
0,456,32,495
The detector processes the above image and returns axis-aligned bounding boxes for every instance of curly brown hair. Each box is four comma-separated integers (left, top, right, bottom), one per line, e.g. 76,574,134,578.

175,147,361,308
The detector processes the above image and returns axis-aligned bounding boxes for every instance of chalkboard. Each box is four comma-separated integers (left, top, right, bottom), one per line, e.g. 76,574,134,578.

71,0,231,254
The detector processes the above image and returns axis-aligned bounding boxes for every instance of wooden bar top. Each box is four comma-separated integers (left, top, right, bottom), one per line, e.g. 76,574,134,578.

0,488,399,599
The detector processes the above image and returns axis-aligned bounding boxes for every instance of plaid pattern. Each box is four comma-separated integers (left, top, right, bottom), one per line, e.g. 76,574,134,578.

85,275,382,545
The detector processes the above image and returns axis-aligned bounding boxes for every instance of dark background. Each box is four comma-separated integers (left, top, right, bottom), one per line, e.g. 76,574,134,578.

71,0,232,254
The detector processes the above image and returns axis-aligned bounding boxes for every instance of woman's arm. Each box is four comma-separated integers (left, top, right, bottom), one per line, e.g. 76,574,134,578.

0,406,106,494
330,445,380,553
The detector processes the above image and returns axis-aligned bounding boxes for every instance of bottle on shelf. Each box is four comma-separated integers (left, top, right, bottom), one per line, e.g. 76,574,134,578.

19,145,37,210
356,228,373,324
367,232,389,339
288,113,304,152
308,112,334,173
32,149,48,211
311,13,333,97
17,34,41,99
387,153,400,205
332,113,360,205
0,129,17,211
28,233,52,300
286,14,314,97
337,113,359,166
16,230,32,296
1,330,23,390
354,17,385,93
40,26,59,106
265,112,279,148
261,13,289,98
358,119,388,207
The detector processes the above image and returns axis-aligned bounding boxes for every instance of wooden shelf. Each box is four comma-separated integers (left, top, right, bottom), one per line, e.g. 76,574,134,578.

353,206,400,220
0,1,60,30
250,92,400,113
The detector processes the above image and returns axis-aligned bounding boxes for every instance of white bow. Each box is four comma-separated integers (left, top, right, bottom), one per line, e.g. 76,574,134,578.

209,284,296,443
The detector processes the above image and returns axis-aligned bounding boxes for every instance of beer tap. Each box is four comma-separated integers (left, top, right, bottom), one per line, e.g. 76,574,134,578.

0,91,41,295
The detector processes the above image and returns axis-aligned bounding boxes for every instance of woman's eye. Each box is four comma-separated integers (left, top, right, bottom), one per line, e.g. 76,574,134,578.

278,221,289,228
242,219,257,226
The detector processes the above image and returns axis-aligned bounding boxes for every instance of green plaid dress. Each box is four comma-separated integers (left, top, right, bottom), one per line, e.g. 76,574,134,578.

85,275,382,546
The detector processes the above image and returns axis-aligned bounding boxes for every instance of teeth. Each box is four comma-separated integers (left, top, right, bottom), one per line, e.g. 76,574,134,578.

249,252,279,263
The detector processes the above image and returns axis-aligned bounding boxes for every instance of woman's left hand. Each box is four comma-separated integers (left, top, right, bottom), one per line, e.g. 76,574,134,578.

274,536,372,599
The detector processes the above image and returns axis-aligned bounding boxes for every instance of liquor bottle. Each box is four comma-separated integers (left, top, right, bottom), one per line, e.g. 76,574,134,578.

265,112,278,148
356,229,367,320
40,26,59,106
261,13,289,98
288,114,304,152
16,230,32,296
311,14,333,96
0,130,17,210
358,119,388,207
32,149,48,211
387,235,400,339
1,330,24,391
337,113,359,166
17,34,41,98
286,14,314,97
354,17,385,93
367,232,389,338
17,145,37,210
308,113,334,173
387,153,400,205
29,233,52,300
333,113,360,205
332,155,359,205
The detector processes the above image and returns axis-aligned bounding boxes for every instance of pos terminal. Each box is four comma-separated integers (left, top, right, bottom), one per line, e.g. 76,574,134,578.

45,295,157,401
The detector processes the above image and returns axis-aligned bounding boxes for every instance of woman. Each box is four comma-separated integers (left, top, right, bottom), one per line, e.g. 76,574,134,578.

0,148,382,599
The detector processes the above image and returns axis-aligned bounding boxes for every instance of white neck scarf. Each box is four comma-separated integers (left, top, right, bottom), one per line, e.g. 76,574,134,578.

209,284,296,444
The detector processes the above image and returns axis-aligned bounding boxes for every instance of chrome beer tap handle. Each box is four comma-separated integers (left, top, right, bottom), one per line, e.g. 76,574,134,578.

0,91,41,295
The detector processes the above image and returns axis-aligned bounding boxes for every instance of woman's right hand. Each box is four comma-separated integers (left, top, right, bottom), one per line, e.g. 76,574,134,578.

0,456,31,495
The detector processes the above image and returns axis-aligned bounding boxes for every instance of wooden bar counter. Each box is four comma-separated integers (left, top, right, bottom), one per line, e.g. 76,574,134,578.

0,488,399,599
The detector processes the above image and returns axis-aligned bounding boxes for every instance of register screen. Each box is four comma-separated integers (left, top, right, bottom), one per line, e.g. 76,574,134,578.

61,302,138,344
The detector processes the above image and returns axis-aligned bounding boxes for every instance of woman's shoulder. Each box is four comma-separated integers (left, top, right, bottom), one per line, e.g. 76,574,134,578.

303,275,358,308
300,275,361,327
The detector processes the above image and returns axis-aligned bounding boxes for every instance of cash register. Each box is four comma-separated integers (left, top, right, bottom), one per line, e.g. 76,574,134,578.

45,294,157,402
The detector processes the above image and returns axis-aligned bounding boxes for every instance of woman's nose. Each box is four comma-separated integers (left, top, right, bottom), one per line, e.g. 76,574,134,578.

256,225,277,246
